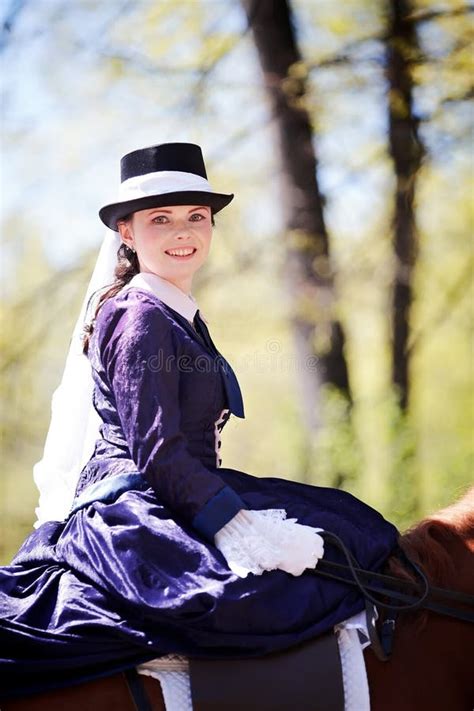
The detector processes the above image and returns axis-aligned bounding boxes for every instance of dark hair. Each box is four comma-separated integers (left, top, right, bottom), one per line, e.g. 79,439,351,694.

81,209,216,355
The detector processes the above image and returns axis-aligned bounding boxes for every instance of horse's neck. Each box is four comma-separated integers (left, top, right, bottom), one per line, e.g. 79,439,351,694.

367,493,474,710
394,518,474,595
367,520,473,711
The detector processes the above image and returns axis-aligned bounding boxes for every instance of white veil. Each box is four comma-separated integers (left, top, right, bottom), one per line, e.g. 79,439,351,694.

33,229,122,528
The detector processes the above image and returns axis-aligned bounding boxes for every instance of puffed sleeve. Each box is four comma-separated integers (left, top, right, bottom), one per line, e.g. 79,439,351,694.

98,293,247,542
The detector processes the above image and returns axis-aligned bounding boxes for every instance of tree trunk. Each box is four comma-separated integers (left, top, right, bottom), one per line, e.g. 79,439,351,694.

240,0,350,442
386,0,425,410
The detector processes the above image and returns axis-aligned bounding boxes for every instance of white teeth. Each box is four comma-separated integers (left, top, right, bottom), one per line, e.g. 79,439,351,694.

166,248,196,256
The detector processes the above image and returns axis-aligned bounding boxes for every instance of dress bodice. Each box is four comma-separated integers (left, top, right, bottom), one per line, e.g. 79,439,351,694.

74,288,237,504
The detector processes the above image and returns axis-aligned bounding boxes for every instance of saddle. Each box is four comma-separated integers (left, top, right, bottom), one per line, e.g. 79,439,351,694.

187,630,344,711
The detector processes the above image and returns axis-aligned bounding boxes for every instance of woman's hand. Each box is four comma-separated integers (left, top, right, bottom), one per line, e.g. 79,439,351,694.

214,508,325,578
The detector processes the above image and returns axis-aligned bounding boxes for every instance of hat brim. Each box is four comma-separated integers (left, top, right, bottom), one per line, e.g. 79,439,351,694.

99,191,234,231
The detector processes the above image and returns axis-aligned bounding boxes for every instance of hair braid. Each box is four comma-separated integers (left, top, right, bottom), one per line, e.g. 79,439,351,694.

81,238,139,356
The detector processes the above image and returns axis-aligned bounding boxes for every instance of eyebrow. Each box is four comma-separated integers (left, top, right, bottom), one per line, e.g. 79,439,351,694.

148,206,210,215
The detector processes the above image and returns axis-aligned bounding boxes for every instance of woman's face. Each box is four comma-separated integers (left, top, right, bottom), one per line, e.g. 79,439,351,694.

118,204,213,294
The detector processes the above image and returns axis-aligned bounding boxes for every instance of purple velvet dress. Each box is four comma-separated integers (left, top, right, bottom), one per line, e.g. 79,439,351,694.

0,282,399,699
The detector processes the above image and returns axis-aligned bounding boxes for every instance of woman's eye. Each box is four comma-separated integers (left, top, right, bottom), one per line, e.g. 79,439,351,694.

152,216,168,224
190,213,206,221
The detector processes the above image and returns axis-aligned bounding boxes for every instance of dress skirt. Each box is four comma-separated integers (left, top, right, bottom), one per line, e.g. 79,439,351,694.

0,466,399,698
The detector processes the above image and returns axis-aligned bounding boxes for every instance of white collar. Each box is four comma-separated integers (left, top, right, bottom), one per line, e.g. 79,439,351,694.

123,271,201,324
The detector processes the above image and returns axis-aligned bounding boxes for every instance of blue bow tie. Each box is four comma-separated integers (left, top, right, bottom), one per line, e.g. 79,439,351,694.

193,310,245,419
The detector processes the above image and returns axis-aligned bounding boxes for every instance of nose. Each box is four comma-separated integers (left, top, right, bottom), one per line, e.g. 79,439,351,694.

174,223,193,239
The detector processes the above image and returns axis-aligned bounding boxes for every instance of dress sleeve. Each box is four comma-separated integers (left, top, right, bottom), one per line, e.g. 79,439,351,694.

99,294,247,542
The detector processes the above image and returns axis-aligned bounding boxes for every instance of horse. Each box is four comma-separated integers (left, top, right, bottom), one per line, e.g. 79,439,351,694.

364,486,474,711
2,486,473,711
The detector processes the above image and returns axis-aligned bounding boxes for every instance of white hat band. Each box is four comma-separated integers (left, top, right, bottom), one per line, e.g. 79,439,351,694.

118,170,213,201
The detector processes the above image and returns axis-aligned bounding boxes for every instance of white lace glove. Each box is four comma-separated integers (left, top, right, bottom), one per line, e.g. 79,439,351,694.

214,508,324,578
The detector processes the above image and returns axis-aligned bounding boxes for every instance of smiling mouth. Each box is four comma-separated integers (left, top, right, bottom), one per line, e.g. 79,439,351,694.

165,248,197,259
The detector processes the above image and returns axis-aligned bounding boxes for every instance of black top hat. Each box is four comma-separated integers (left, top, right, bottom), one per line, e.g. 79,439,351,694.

99,142,234,231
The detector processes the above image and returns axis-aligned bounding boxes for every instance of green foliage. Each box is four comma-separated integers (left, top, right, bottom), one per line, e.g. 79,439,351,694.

0,226,96,564
310,386,362,490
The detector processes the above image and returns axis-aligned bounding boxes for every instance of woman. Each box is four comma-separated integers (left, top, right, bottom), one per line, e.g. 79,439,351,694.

0,142,399,698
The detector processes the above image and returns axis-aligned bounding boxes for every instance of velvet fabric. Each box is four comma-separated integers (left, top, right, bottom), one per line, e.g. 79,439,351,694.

0,287,399,699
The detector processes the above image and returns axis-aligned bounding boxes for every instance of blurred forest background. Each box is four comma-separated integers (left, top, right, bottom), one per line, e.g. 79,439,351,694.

0,0,472,564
